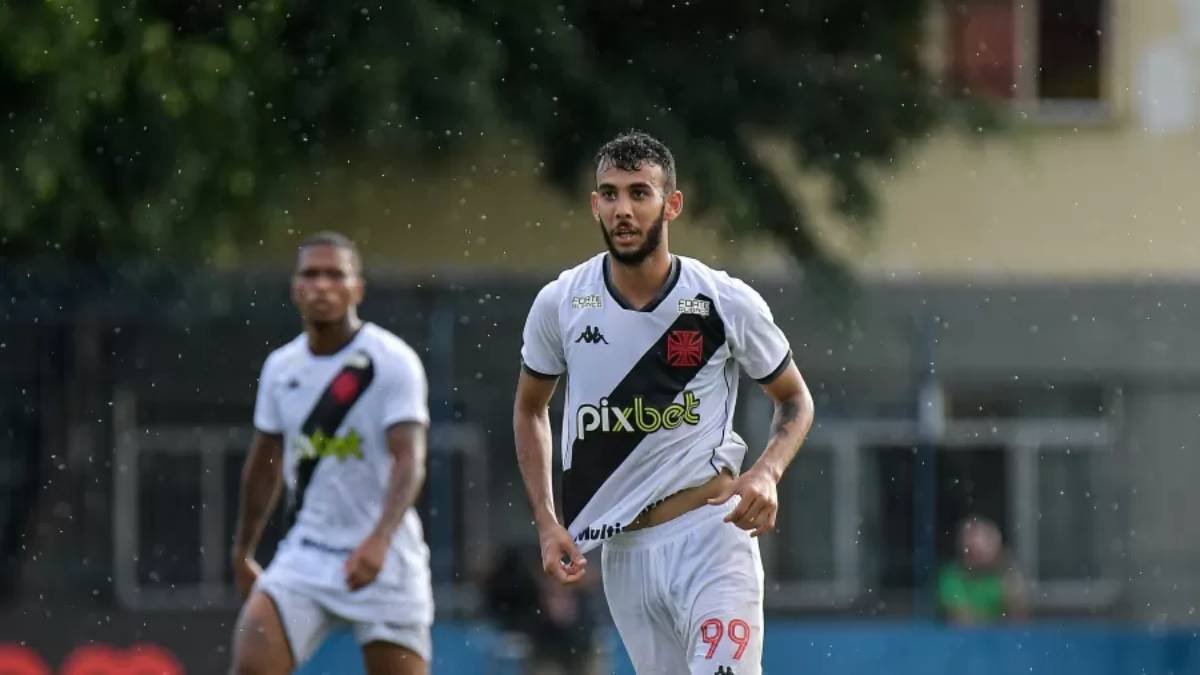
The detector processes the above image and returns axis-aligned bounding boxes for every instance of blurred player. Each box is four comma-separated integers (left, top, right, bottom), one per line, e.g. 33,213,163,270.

513,131,815,674
230,232,432,675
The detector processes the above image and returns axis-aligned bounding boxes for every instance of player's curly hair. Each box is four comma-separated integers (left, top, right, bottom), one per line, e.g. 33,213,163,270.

594,130,677,193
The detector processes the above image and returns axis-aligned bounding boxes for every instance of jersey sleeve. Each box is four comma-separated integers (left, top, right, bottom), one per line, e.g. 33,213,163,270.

381,345,431,428
252,353,283,435
520,280,566,378
725,278,793,383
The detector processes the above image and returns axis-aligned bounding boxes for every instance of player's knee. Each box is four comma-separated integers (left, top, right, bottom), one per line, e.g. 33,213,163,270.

229,654,264,675
230,647,283,675
230,622,289,675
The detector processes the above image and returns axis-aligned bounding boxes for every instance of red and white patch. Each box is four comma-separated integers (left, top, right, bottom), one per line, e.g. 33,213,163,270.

666,330,703,367
330,371,360,403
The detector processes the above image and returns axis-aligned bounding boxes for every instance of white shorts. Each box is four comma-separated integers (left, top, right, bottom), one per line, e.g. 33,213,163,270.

255,573,432,666
601,501,764,675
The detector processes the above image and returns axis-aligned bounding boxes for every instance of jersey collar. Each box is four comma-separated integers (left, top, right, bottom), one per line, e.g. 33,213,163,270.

305,322,369,358
602,254,681,312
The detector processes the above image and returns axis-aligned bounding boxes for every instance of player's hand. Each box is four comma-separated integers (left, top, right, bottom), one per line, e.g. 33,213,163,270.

344,533,388,591
231,553,262,600
707,467,779,537
538,523,587,585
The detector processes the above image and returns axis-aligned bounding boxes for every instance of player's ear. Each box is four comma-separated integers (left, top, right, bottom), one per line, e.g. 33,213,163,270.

665,189,683,222
590,191,601,220
289,273,304,308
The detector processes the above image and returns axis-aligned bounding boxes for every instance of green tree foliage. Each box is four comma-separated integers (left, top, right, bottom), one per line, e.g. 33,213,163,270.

0,1,950,267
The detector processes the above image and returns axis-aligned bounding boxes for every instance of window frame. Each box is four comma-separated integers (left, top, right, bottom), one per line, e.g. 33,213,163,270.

111,389,493,615
939,0,1116,124
766,413,1119,612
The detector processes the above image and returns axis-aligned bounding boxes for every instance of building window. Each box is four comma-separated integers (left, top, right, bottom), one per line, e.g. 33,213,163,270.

774,380,1119,614
1036,0,1105,101
947,0,1019,99
1036,448,1102,580
945,0,1108,116
772,450,837,583
867,445,1009,592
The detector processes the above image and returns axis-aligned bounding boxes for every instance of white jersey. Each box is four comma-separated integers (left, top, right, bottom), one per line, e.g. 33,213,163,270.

253,322,431,604
521,253,791,554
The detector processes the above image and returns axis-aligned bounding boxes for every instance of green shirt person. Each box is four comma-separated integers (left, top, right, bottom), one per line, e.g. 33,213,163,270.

938,516,1028,624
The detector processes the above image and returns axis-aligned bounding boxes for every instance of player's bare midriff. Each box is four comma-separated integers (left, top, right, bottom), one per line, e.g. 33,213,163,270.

624,469,735,531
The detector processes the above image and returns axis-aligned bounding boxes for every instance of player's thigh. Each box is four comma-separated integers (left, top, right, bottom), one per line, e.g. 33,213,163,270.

686,608,763,675
682,530,764,674
237,579,338,672
607,604,689,675
356,622,431,675
231,591,294,675
360,641,428,675
602,545,690,675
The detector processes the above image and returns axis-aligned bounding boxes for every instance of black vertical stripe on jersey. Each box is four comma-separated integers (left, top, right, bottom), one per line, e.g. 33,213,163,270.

563,294,726,526
290,351,376,524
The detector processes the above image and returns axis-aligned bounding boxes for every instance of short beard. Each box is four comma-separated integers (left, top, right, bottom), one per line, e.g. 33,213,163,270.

599,206,665,266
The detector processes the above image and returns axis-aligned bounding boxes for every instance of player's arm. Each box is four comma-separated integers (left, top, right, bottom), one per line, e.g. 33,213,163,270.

513,369,587,584
752,362,814,484
344,421,427,590
376,422,428,539
710,362,814,536
1002,565,1031,621
345,345,430,591
231,431,284,598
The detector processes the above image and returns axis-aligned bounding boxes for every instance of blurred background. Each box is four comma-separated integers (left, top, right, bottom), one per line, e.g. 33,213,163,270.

3,0,1200,673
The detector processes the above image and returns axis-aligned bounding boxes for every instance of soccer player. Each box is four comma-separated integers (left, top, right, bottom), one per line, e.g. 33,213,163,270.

230,232,433,675
514,131,815,674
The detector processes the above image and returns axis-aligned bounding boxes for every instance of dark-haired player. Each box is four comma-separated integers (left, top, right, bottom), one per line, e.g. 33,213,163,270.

514,131,815,674
231,232,432,675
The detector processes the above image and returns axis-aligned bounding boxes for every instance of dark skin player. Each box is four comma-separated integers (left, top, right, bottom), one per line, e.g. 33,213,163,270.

229,242,428,675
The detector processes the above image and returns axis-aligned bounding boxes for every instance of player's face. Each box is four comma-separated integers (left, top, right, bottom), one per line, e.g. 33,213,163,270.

591,162,683,265
291,245,363,325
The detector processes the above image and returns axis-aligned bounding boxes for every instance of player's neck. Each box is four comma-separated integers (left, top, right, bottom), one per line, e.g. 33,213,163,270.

305,314,363,356
608,247,673,309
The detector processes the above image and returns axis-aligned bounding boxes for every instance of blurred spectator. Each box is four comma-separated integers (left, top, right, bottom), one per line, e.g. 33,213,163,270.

938,515,1029,625
485,545,604,675
485,546,542,635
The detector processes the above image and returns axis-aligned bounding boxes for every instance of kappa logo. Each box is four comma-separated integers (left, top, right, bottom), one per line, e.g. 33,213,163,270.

575,325,609,344
715,667,735,675
571,295,603,309
666,330,704,367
